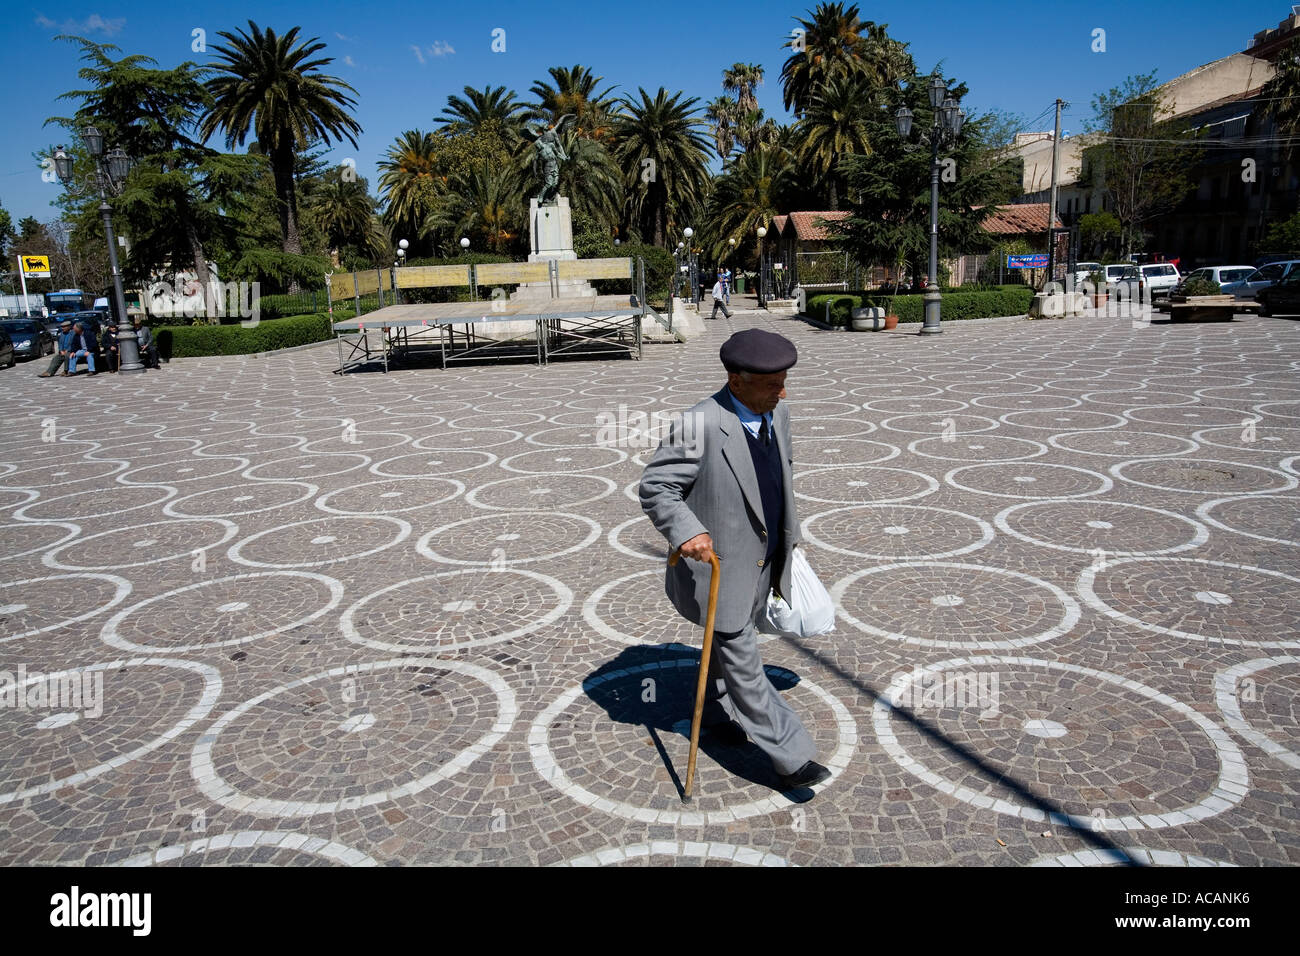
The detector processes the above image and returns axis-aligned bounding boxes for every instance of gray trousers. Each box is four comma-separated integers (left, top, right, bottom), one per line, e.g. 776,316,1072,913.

710,298,733,319
703,561,817,776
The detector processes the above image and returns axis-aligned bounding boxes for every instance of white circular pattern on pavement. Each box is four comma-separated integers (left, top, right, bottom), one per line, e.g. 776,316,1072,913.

529,659,856,825
44,518,240,571
163,481,318,518
0,657,221,806
833,563,1080,649
793,466,939,505
1213,656,1300,771
945,462,1112,500
465,473,616,512
803,505,994,560
100,571,344,653
314,477,464,515
554,841,791,867
339,569,573,652
1030,848,1237,867
875,656,1248,831
1194,495,1300,548
227,515,411,569
1109,458,1298,495
110,831,378,867
0,522,81,563
190,658,516,817
416,512,600,566
1078,557,1300,648
994,501,1207,556
0,573,133,644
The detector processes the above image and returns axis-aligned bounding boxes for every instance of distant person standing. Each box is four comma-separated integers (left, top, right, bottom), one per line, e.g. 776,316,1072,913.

721,267,732,304
709,277,733,320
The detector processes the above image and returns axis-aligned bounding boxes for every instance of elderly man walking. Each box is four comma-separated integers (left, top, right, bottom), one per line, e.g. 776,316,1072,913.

639,328,830,792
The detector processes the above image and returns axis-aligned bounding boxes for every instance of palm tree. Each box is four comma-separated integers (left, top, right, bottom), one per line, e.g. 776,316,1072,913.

736,108,780,155
309,167,382,263
796,73,875,209
378,129,445,240
614,88,711,247
437,85,527,141
528,65,618,141
705,96,739,160
445,164,525,254
722,63,765,113
200,21,361,258
550,129,623,233
780,2,868,116
703,145,795,259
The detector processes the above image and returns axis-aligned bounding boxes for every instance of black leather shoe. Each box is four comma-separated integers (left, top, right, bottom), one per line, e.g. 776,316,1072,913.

778,760,831,790
703,720,747,747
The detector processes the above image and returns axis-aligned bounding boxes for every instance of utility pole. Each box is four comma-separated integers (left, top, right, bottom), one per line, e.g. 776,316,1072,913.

1045,98,1063,288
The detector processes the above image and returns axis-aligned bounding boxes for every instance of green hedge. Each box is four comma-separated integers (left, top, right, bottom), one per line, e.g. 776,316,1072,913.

156,313,333,358
804,288,1034,327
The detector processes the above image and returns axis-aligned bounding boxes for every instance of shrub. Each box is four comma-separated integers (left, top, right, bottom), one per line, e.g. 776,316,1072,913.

802,288,1034,326
155,313,333,359
1182,277,1222,297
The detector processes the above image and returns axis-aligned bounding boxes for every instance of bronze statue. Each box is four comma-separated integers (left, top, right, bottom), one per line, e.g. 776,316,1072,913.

531,115,573,205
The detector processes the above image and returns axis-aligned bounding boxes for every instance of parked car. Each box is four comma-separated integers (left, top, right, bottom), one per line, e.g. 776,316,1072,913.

1173,265,1255,293
1101,263,1137,287
1135,262,1181,302
1222,260,1300,300
0,318,55,360
0,330,15,369
1072,262,1102,286
1255,267,1300,317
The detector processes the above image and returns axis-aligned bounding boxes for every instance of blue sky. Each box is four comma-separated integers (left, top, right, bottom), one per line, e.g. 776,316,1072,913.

0,0,1278,226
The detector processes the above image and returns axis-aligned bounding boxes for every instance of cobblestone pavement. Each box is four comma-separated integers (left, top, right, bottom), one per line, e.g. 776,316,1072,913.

1,309,1297,867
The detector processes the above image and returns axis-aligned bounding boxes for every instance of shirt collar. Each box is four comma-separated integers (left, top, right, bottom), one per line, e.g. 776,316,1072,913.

726,388,771,438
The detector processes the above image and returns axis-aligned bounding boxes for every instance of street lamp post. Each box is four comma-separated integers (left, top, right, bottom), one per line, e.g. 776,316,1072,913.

53,128,142,372
895,74,965,336
683,227,699,303
393,238,407,305
756,226,768,308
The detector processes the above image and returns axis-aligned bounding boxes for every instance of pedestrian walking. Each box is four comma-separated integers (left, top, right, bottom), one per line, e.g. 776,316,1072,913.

708,278,733,320
639,328,831,793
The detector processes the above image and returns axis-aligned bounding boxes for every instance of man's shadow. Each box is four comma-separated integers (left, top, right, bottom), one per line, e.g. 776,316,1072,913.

582,643,815,801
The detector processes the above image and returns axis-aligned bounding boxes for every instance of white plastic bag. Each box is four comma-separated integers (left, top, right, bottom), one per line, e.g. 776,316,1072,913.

760,548,835,638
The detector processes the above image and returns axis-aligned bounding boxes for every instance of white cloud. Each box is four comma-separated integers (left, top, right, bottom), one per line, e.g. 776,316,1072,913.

344,55,355,67
430,40,454,57
410,45,425,65
34,12,126,35
335,32,354,41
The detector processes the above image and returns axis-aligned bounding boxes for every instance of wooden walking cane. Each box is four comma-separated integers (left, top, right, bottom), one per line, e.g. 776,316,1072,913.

668,546,721,801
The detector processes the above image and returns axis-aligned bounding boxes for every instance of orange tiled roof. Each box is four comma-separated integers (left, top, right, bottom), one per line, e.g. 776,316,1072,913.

978,203,1064,235
786,210,851,240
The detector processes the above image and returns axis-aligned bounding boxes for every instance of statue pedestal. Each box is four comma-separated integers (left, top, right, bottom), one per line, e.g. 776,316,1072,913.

528,198,577,262
512,196,595,302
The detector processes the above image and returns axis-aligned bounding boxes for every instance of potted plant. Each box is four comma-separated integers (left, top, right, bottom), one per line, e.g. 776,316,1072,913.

1087,270,1108,308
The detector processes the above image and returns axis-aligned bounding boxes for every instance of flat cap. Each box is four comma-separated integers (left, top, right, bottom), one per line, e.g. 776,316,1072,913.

720,328,797,374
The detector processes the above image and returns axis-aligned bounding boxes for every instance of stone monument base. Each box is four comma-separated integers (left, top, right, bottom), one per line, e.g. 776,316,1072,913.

510,196,595,302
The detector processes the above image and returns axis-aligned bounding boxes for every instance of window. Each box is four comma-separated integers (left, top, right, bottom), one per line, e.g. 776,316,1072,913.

1260,264,1285,281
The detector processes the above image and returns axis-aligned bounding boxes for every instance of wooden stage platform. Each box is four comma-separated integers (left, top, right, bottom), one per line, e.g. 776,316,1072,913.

331,295,645,373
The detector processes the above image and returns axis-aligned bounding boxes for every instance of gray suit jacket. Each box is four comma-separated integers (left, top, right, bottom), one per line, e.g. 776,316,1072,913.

639,385,801,634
